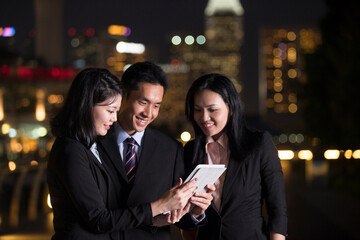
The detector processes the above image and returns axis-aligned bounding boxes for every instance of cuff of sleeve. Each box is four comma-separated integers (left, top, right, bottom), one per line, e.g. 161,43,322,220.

190,213,206,224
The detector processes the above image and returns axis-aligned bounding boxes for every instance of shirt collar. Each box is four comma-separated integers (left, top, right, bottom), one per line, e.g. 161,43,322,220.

114,122,144,146
206,133,229,150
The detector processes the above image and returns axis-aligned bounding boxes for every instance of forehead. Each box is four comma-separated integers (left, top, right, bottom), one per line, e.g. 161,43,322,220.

194,89,225,105
127,82,164,101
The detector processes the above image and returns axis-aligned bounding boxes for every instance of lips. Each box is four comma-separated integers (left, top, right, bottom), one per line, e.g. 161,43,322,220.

202,122,214,130
136,116,148,126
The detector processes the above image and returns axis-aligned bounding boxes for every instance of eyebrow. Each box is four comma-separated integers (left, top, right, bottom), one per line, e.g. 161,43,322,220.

141,97,162,105
194,104,217,108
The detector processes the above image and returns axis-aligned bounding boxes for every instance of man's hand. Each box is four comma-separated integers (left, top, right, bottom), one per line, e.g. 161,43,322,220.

151,178,197,216
153,202,191,226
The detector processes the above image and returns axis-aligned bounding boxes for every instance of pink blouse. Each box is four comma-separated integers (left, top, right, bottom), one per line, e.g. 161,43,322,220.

205,133,230,211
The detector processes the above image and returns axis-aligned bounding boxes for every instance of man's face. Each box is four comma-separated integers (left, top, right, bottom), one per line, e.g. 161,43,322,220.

118,82,164,135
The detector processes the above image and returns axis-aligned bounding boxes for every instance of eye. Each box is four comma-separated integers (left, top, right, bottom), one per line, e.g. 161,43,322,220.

154,104,160,109
108,110,115,114
138,100,146,105
209,108,217,113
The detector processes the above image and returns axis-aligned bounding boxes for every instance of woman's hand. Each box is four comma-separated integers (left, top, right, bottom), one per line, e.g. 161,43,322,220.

189,184,215,218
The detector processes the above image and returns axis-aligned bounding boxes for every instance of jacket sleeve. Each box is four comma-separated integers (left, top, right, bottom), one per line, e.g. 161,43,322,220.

48,138,153,233
177,140,208,229
259,132,288,236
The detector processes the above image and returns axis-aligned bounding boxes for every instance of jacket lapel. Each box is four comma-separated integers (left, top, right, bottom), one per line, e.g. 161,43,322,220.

219,154,247,213
98,131,128,182
127,129,159,201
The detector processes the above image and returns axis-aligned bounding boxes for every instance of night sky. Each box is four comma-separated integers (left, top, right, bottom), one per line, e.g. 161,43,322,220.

1,0,326,61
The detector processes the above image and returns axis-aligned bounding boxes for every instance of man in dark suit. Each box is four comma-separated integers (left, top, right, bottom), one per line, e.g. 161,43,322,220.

98,61,214,239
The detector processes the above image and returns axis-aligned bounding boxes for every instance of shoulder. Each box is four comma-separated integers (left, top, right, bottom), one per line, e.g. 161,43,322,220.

49,137,89,165
145,127,182,147
242,127,275,154
184,139,195,153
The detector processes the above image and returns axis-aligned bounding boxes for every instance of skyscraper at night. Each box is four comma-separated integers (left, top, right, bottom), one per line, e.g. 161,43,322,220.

258,26,321,144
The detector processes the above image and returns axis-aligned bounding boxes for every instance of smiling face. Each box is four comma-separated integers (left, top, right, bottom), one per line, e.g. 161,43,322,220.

118,82,164,135
193,89,230,141
93,94,122,136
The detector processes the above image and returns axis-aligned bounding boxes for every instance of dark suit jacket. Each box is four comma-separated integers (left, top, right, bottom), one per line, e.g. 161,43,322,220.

47,137,152,240
183,130,288,240
97,127,185,240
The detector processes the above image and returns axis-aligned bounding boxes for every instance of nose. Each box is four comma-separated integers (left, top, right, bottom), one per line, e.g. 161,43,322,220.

112,112,117,122
143,105,152,117
202,110,210,122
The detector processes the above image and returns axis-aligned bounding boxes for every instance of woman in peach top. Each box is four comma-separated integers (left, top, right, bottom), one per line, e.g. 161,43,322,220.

182,73,288,240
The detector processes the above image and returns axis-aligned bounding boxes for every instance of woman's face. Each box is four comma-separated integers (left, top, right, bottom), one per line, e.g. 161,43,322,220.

193,89,230,141
93,94,122,136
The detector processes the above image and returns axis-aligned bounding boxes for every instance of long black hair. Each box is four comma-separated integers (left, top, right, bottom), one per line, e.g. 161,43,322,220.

185,73,249,161
50,68,123,147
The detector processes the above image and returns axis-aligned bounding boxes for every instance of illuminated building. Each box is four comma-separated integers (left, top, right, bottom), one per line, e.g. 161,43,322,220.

155,63,192,136
205,0,244,92
259,27,321,135
67,25,146,77
0,66,75,168
169,0,244,92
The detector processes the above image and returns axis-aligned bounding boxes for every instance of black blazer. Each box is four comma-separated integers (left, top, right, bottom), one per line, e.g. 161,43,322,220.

97,127,185,240
47,137,152,240
183,130,288,240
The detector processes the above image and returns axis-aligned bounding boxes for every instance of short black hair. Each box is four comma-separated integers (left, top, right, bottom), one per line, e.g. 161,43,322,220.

121,61,169,97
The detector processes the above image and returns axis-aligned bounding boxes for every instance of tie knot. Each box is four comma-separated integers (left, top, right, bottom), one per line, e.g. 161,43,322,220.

125,137,136,146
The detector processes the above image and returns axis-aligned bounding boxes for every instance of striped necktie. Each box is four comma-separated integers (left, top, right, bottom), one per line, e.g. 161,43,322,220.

124,137,137,184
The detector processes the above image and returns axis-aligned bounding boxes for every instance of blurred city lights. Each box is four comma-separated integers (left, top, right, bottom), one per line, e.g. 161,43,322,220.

0,27,15,37
70,38,80,47
8,161,16,171
353,150,360,159
278,150,294,160
116,41,145,54
287,31,297,41
8,128,17,138
196,35,206,45
67,27,76,37
298,150,313,160
30,160,39,166
288,103,298,113
171,35,181,45
344,150,352,159
108,25,131,36
184,35,195,45
35,89,46,121
288,69,297,78
47,194,52,209
324,149,340,160
0,89,3,121
180,131,191,142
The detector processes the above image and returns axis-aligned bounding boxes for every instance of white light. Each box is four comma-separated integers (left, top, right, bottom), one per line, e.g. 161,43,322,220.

47,194,52,209
278,150,294,160
180,131,191,142
196,35,206,45
184,35,195,45
171,36,181,45
116,41,145,54
9,128,17,138
324,149,340,160
298,150,313,160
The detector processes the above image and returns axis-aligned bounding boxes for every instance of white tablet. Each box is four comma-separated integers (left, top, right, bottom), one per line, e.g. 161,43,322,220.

184,164,226,193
